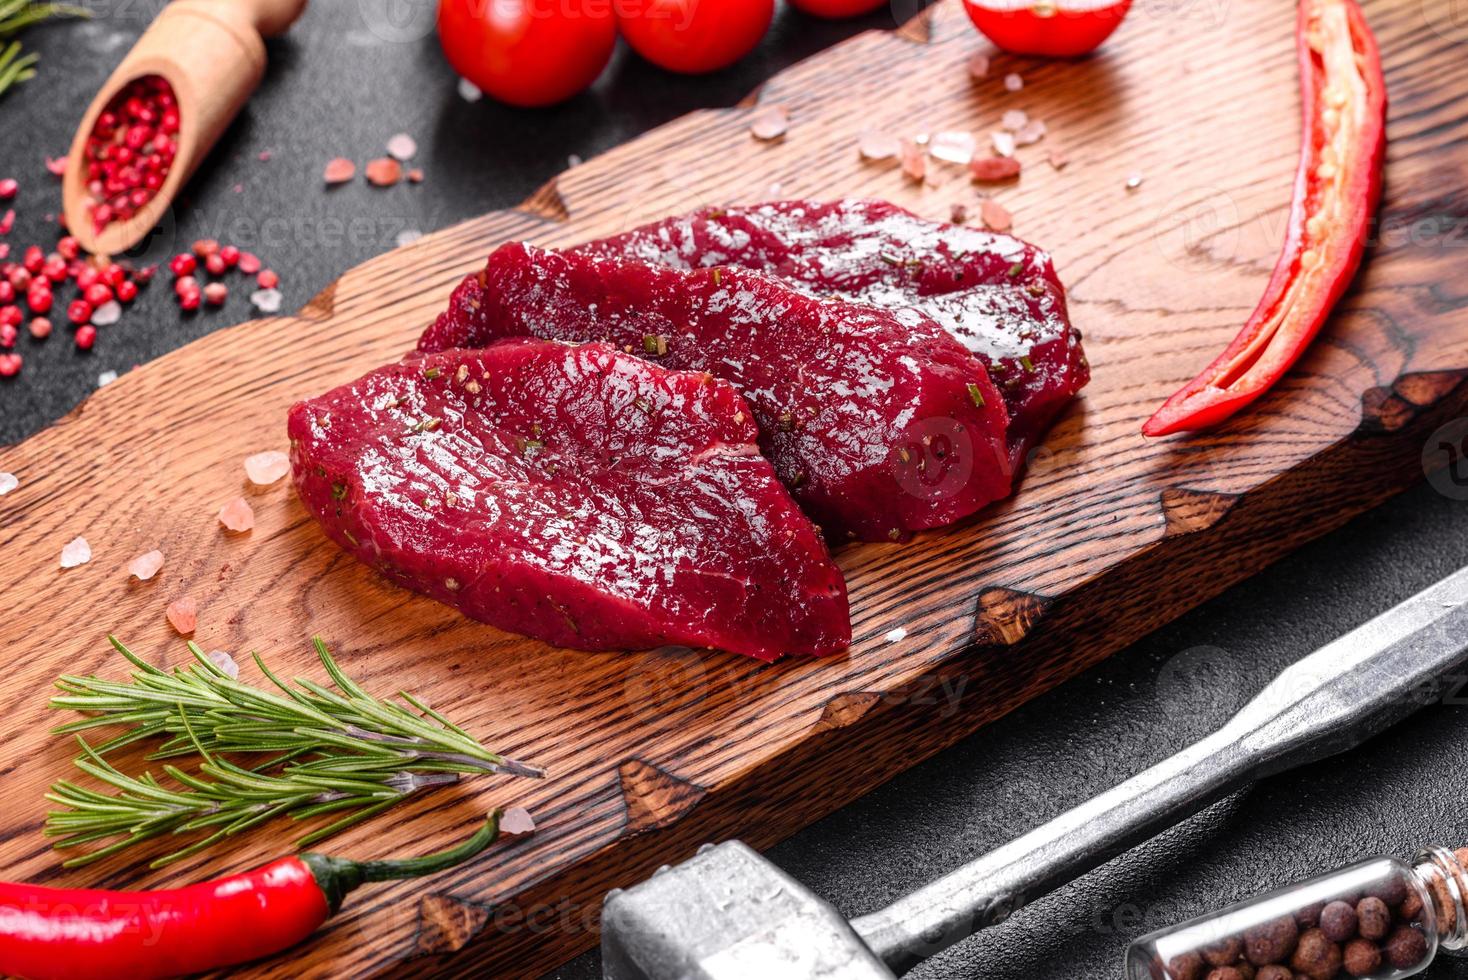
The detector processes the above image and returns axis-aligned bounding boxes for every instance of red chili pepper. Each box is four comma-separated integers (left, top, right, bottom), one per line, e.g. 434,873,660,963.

0,813,500,980
1143,0,1386,437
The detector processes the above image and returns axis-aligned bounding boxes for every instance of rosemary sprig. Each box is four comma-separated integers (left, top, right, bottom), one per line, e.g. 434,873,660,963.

46,637,543,867
0,3,90,101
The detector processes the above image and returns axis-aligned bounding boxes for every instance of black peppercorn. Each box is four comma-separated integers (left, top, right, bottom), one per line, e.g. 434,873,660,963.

1245,915,1299,965
1342,938,1382,977
1384,925,1428,970
1319,900,1358,943
1291,928,1342,980
1356,896,1391,941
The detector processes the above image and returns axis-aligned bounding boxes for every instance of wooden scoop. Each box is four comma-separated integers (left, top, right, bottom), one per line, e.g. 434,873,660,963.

62,0,308,257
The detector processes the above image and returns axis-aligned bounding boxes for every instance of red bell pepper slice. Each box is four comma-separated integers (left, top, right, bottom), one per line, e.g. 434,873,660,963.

1143,0,1386,437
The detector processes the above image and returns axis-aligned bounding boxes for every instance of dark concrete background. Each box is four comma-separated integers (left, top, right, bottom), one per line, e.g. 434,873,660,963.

3,3,1466,979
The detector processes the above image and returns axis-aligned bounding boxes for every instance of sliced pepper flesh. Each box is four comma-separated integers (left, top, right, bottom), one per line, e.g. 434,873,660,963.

1143,0,1386,437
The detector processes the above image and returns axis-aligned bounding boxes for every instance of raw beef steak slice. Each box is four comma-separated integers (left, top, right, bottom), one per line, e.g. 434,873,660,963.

419,243,1012,543
289,340,850,660
574,199,1088,468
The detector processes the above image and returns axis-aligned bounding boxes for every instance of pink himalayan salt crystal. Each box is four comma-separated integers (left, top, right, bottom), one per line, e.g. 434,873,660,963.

166,596,198,635
899,140,927,182
1015,119,1048,147
1001,109,1029,132
749,105,789,142
324,157,356,185
387,133,418,161
928,131,976,165
244,450,290,486
218,497,255,533
500,806,536,836
858,129,900,162
60,536,91,569
128,549,164,581
206,649,240,679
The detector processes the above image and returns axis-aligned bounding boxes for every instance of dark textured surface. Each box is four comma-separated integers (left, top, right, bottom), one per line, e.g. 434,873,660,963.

3,5,1466,980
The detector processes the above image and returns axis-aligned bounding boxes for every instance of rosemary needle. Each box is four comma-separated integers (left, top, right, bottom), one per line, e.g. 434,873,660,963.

46,637,543,867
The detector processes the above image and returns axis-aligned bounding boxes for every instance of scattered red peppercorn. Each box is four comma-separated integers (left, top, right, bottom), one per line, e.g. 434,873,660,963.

29,317,51,340
103,264,126,288
84,283,114,308
75,266,101,291
0,352,21,377
83,75,179,234
237,252,261,275
219,244,240,268
205,253,227,277
67,299,93,325
22,245,44,274
257,269,279,289
57,235,80,260
42,256,68,283
26,286,51,314
178,288,201,312
175,275,198,296
192,238,219,258
169,253,197,277
0,305,20,328
116,280,138,303
74,324,96,350
0,323,16,348
0,178,17,201
203,282,228,306
0,281,13,304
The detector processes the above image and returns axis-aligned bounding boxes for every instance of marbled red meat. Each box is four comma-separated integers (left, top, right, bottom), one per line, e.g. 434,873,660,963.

288,340,849,660
574,200,1087,468
419,243,1012,542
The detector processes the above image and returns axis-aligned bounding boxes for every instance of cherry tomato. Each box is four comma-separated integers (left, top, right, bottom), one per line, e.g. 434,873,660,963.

617,0,774,75
789,0,887,17
962,0,1132,57
436,0,617,107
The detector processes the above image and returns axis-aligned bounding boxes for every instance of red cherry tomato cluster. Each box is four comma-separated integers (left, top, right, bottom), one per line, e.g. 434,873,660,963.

962,0,1133,57
435,0,888,108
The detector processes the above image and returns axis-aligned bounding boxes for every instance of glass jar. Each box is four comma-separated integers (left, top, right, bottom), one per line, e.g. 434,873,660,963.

1127,847,1468,980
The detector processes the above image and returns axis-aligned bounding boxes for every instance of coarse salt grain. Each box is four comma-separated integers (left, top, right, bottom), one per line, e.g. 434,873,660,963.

60,536,91,569
218,497,255,533
395,229,424,248
929,131,976,165
749,105,790,141
128,549,164,581
1126,173,1144,190
991,131,1017,158
166,596,198,635
386,133,418,161
97,369,118,387
885,626,908,643
1015,120,1048,146
324,157,356,185
92,301,122,327
244,450,290,486
206,649,240,679
1001,109,1029,132
251,288,283,314
500,806,536,836
858,129,900,162
1004,73,1024,92
457,78,483,102
0,472,16,496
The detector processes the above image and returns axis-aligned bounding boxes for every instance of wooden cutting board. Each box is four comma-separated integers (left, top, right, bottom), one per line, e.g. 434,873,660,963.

2,1,1466,976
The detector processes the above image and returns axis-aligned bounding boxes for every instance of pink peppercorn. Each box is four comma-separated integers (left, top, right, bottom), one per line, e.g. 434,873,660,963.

178,289,201,312
22,246,43,274
203,282,228,306
116,280,138,303
0,178,17,200
0,322,16,348
169,253,196,277
0,281,12,304
74,325,96,350
257,269,279,289
75,267,101,291
26,286,51,314
57,236,80,260
237,252,261,275
219,245,240,267
67,299,93,325
192,239,219,258
8,268,30,291
103,264,126,288
29,317,51,339
205,253,226,277
0,353,21,377
84,283,114,307
0,305,20,327
175,275,198,296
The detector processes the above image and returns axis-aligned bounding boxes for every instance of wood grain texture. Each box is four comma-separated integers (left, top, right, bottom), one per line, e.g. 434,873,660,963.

2,1,1467,977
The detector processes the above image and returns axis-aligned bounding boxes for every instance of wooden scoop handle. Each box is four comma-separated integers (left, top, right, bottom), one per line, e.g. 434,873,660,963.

243,0,309,38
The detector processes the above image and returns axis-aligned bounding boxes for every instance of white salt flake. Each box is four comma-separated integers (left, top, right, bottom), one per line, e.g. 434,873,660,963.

60,536,91,569
885,627,908,644
395,229,424,248
1004,72,1024,92
97,369,118,387
500,806,536,836
244,450,290,486
749,105,789,141
0,472,16,496
251,288,283,314
457,77,482,102
929,131,976,165
386,133,418,161
858,129,900,162
206,650,240,680
1015,119,1048,146
218,497,255,533
991,131,1017,158
1001,109,1029,132
1126,173,1145,190
128,549,164,581
91,301,122,327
